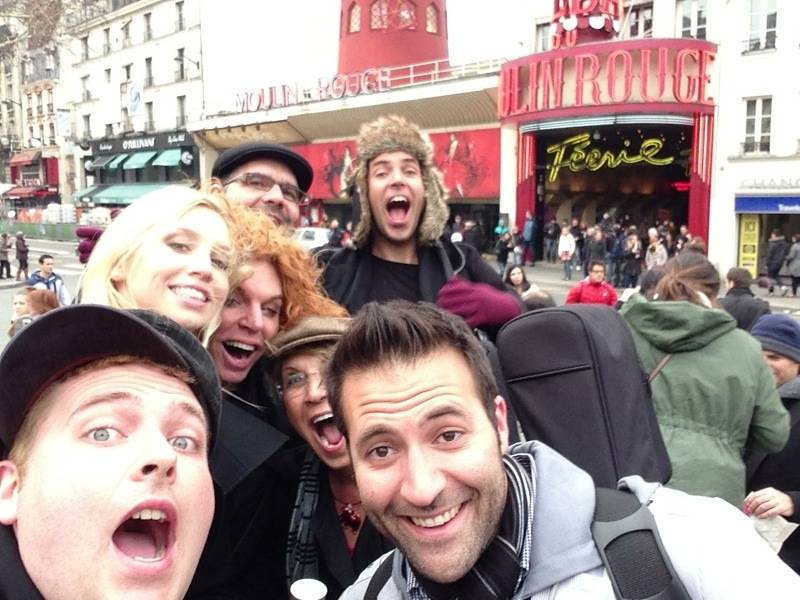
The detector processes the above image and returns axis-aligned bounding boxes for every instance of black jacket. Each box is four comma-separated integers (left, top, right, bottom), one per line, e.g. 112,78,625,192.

719,287,771,331
747,377,800,574
0,526,42,599
187,367,296,599
767,237,789,275
320,238,516,317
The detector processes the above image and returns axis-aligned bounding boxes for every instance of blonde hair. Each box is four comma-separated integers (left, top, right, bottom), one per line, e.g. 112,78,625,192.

78,186,239,343
222,203,348,329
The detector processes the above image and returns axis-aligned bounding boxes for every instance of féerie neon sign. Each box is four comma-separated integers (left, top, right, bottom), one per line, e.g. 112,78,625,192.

546,132,675,182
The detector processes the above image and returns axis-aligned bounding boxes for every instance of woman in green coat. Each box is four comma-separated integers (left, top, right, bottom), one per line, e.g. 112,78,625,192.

621,252,789,507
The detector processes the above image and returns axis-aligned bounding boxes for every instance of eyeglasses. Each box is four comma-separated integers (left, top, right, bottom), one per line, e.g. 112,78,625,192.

279,370,325,401
223,172,309,205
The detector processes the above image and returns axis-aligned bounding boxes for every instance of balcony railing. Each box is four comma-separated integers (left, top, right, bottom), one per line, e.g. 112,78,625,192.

122,36,132,48
144,76,154,88
36,106,43,115
176,19,185,32
82,90,92,102
144,119,155,132
122,119,134,133
742,139,770,154
47,103,53,113
144,28,153,41
48,137,56,146
25,108,32,118
174,69,186,82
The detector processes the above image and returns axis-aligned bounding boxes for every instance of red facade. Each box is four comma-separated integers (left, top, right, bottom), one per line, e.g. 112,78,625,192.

292,127,501,201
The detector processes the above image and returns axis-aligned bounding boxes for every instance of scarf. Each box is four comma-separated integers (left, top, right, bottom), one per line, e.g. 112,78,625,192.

407,452,535,600
285,448,321,587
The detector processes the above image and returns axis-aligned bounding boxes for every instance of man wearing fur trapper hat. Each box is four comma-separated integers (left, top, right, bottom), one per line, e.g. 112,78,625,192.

319,115,522,333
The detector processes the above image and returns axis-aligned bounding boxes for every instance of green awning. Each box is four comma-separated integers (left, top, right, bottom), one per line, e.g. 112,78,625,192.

93,183,170,205
152,148,182,167
122,151,157,170
73,184,109,200
107,153,129,169
91,155,117,170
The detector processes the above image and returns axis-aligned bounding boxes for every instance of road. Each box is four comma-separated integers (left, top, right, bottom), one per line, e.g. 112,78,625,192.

0,239,83,348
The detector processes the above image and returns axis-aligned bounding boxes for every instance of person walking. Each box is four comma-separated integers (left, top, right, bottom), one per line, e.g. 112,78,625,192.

621,231,643,288
786,234,800,297
558,225,576,281
14,231,28,281
766,229,790,296
565,260,618,306
0,232,11,278
26,254,72,306
543,218,560,263
521,210,535,266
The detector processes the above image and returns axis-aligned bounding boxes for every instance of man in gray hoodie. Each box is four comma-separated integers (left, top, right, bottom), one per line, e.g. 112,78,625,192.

327,301,800,599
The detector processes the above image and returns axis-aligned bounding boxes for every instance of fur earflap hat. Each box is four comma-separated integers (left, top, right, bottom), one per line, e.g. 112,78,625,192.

351,115,448,247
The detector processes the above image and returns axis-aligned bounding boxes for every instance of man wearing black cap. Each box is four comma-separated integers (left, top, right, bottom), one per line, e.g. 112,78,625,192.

210,141,313,228
0,305,220,599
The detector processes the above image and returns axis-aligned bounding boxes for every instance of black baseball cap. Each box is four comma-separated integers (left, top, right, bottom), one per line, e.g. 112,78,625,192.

0,305,222,457
211,141,313,192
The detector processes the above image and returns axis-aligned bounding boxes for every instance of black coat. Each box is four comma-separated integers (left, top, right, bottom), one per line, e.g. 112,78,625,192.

719,287,771,331
747,378,800,574
767,237,789,276
0,525,42,599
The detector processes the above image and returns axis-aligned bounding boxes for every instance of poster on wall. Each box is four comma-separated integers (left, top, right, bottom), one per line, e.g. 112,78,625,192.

293,128,500,200
738,214,759,278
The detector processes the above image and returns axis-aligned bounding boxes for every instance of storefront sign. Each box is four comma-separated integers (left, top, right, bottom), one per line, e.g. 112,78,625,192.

499,39,716,120
545,132,675,182
735,196,800,214
551,0,623,49
89,131,191,155
739,177,800,192
738,214,759,278
235,68,391,113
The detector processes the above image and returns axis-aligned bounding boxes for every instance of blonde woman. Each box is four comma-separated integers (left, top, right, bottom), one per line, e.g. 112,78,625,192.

78,186,240,343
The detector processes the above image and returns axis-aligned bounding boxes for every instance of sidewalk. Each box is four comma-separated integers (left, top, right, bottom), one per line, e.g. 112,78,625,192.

518,260,800,316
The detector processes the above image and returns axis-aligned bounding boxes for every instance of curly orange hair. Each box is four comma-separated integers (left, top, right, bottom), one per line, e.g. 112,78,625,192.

225,203,347,328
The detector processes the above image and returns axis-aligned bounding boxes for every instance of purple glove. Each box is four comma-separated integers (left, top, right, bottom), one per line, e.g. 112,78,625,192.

436,276,521,329
75,226,104,264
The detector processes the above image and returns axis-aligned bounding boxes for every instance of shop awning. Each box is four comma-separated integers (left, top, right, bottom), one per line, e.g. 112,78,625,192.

93,183,171,205
152,149,182,167
107,154,129,169
735,196,800,214
122,151,157,170
9,150,41,166
73,184,110,201
3,186,41,198
90,155,118,170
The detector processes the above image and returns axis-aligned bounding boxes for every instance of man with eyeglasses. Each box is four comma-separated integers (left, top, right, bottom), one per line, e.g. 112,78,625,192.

211,141,313,228
565,259,618,306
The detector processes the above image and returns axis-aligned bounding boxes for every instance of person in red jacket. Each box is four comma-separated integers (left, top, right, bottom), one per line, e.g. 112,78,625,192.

565,260,618,306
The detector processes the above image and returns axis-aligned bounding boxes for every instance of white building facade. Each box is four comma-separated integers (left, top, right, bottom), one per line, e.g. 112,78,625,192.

66,0,203,206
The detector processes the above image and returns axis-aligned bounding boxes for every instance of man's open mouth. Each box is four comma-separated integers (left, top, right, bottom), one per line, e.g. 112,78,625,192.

311,412,345,450
386,196,410,221
112,508,173,562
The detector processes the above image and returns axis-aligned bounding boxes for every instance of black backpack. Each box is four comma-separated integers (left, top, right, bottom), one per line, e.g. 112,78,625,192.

496,304,671,488
364,486,689,600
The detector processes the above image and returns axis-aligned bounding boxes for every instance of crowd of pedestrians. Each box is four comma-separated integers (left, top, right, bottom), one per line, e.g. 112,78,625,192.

0,113,799,600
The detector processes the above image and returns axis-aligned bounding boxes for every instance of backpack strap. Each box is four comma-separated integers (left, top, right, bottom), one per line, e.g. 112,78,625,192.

364,552,395,600
592,487,690,600
648,353,672,384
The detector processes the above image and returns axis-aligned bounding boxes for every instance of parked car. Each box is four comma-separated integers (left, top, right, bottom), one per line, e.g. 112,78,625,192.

292,227,332,251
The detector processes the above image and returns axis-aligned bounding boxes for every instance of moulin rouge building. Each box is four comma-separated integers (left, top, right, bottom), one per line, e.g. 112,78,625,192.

191,0,722,259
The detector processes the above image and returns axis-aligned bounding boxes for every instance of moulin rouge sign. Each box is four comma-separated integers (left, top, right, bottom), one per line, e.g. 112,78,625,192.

499,38,716,121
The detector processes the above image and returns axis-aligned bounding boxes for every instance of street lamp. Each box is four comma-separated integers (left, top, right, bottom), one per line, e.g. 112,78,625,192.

1,99,22,109
174,55,200,68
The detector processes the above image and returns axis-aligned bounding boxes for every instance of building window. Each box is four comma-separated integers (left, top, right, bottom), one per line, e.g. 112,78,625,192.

121,107,132,132
38,124,44,144
176,95,186,127
145,57,153,87
122,21,131,47
426,3,439,33
397,0,416,29
48,122,55,145
535,22,551,51
83,114,91,139
676,0,706,40
348,3,361,33
748,0,777,51
744,97,771,153
36,92,42,115
144,13,153,40
105,123,113,137
370,0,388,29
104,68,111,83
46,89,53,113
80,36,89,61
145,101,154,131
103,28,111,54
176,1,185,31
123,63,132,81
629,3,653,38
176,48,185,81
81,75,90,101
